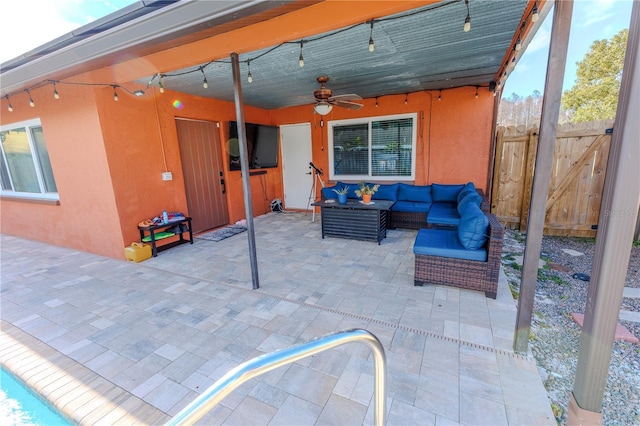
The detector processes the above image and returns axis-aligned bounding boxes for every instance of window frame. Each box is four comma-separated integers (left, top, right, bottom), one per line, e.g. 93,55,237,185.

328,113,417,181
0,118,59,202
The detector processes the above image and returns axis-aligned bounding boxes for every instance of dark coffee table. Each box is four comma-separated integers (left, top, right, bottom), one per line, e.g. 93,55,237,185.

312,199,395,244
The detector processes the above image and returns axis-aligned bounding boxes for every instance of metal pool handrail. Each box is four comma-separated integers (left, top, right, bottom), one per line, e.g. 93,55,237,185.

167,328,387,426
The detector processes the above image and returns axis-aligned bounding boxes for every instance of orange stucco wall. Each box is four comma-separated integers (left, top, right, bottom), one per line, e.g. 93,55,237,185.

1,0,498,259
93,85,279,253
271,86,494,190
0,84,123,257
1,83,494,259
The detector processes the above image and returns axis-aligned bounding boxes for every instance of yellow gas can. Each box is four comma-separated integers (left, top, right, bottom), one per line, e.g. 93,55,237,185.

124,242,152,262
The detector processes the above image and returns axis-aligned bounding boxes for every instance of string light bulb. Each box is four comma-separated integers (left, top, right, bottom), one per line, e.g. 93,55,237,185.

532,2,539,22
404,93,408,104
375,96,379,107
112,86,119,102
510,56,516,69
463,0,471,32
298,41,305,67
247,60,253,83
53,83,60,99
475,87,479,99
159,75,165,93
26,90,35,107
201,69,208,88
438,89,442,101
5,95,13,112
515,36,522,51
368,21,375,52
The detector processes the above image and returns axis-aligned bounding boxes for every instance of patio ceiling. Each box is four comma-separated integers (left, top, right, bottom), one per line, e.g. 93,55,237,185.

0,0,537,111
139,0,531,110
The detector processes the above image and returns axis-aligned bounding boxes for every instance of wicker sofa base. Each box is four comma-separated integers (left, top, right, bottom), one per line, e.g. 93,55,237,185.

389,211,428,230
413,213,504,299
414,255,498,299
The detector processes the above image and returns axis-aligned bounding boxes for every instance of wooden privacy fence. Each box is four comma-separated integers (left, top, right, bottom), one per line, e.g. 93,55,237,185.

491,120,614,238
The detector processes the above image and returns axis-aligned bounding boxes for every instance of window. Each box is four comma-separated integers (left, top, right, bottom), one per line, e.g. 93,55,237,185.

1,119,58,200
329,113,416,181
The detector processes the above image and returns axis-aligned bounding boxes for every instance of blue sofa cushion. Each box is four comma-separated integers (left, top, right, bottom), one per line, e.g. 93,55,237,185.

391,200,432,213
336,182,361,199
372,183,399,201
321,186,338,199
398,184,432,203
457,204,489,250
432,183,465,202
457,182,477,204
427,202,459,226
413,228,487,262
457,191,482,214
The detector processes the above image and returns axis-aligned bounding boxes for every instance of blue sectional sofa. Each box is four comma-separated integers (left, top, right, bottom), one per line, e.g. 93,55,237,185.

321,181,488,230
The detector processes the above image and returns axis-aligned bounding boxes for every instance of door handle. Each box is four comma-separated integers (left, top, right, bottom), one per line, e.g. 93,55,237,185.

220,178,226,194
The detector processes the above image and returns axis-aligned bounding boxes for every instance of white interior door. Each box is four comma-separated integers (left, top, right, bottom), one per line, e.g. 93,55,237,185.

280,123,313,210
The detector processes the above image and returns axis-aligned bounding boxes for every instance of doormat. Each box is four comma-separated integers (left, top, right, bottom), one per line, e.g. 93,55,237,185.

195,225,247,242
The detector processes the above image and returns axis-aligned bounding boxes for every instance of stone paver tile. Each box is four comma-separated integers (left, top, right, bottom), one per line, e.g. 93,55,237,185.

459,323,494,347
222,396,277,426
143,378,191,413
85,349,135,380
387,397,436,426
505,404,556,426
415,370,459,421
317,393,368,425
131,373,167,398
155,343,186,361
269,394,322,425
275,363,337,406
387,369,419,405
459,392,509,426
459,368,503,404
182,370,215,394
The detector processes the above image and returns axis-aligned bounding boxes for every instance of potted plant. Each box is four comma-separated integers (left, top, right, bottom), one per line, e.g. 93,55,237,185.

355,181,380,204
332,186,349,204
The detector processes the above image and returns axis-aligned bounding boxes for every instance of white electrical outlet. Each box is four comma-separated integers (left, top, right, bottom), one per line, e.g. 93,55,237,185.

162,172,173,181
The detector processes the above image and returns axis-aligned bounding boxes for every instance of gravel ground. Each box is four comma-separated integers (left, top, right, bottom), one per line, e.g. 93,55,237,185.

501,229,640,425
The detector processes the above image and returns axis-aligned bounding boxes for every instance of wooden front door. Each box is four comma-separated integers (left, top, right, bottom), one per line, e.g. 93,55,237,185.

176,118,228,233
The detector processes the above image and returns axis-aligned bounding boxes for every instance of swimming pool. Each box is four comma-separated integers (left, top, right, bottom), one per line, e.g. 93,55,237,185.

0,366,72,425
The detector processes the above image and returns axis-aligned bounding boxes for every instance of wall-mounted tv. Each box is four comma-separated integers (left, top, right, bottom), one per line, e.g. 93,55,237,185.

228,121,279,171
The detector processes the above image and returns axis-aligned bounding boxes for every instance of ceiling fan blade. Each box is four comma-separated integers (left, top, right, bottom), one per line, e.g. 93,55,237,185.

330,94,362,101
334,100,363,110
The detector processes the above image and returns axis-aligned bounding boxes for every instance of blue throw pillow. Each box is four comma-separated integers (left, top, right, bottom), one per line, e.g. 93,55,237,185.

337,181,361,199
457,182,477,204
432,183,465,202
321,187,338,199
372,183,399,201
457,191,482,215
457,204,489,250
398,184,432,203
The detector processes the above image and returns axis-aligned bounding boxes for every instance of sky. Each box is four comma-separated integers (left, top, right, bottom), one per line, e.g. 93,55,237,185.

0,0,634,98
503,0,634,98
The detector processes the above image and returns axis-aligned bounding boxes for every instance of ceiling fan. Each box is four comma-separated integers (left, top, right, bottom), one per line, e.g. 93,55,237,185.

313,76,363,115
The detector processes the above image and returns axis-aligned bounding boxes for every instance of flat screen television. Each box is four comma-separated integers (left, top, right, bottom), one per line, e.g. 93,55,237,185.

228,121,279,171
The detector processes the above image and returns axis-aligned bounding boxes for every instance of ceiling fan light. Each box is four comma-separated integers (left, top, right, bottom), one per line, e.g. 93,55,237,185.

314,103,333,115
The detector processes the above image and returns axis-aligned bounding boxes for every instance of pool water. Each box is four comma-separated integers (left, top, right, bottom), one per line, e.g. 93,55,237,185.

0,366,72,426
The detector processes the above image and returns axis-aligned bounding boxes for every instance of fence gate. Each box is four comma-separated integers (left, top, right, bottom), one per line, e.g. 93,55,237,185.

491,121,613,238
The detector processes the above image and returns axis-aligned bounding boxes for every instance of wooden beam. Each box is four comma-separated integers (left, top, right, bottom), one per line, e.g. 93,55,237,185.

569,1,640,422
514,0,573,353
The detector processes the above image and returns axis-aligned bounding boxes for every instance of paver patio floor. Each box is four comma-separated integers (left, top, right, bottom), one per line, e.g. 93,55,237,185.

0,212,555,425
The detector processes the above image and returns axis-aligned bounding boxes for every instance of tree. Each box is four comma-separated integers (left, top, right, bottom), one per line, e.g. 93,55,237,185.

561,29,628,122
